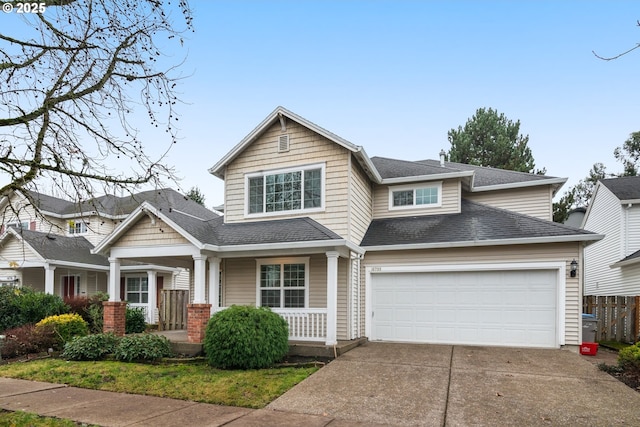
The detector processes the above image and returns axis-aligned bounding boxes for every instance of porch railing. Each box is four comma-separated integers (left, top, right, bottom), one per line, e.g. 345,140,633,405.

128,303,153,324
212,307,327,342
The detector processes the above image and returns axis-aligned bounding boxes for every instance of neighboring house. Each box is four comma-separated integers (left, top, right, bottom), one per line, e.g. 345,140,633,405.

583,176,640,295
92,106,602,348
564,207,586,229
0,189,196,322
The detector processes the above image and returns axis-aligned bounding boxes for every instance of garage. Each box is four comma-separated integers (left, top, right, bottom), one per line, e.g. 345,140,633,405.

370,269,559,348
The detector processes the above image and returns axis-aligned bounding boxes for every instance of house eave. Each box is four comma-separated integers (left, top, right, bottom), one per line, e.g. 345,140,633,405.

203,239,365,258
468,177,567,193
362,234,604,252
610,257,640,268
382,170,474,185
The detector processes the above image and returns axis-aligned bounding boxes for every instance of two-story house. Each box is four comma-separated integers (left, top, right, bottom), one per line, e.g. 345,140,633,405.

93,107,602,349
583,176,640,295
0,189,194,322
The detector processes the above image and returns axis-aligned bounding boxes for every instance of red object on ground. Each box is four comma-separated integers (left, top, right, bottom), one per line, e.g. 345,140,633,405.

580,342,599,356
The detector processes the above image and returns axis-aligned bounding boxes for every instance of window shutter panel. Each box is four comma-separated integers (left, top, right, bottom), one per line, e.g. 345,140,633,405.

0,226,4,234
29,221,36,231
120,277,125,301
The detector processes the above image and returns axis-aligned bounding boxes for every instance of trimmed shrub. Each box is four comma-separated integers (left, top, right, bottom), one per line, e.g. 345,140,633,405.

618,342,640,372
203,305,289,369
125,306,147,334
113,333,173,362
66,293,108,334
0,324,58,359
0,285,68,332
36,313,89,349
62,333,121,361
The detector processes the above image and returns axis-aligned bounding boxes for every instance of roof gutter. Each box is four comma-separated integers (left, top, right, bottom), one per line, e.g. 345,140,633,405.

202,239,365,256
467,177,567,193
362,233,604,252
382,170,474,185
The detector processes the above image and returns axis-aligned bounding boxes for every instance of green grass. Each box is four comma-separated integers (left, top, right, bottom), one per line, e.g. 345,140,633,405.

598,340,633,351
0,410,96,426
0,359,319,409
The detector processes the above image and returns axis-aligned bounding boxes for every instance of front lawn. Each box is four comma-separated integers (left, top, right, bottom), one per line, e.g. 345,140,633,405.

0,359,319,409
0,410,97,427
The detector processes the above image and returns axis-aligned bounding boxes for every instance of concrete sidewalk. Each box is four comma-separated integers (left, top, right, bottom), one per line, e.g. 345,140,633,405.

0,378,347,427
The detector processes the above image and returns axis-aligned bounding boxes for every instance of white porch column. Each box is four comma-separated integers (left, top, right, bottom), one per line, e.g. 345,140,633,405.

108,257,121,302
147,270,158,324
44,265,56,295
193,254,207,304
208,257,220,314
326,251,340,346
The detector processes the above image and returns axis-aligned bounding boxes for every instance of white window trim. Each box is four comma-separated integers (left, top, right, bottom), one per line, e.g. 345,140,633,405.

125,275,149,304
67,220,88,236
388,181,443,210
6,221,29,230
244,163,325,218
255,257,310,309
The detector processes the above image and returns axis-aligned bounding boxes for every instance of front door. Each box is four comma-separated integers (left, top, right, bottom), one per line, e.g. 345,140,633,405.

62,275,79,300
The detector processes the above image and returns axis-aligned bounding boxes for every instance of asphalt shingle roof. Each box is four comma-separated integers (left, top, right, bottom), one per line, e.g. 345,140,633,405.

369,157,557,187
360,199,596,247
600,176,640,201
16,229,109,266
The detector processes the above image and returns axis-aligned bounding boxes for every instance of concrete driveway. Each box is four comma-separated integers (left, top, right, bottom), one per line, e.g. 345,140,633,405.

268,342,640,426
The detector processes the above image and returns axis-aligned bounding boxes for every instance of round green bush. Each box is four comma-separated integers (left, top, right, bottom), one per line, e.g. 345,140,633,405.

35,313,89,349
62,333,121,361
113,333,173,362
125,306,147,334
618,343,640,372
203,305,289,369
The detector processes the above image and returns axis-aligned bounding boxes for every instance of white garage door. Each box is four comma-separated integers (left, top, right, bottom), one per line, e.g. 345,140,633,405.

371,270,558,348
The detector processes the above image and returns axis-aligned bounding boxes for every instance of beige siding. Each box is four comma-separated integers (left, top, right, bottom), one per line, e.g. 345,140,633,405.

348,156,373,244
372,179,461,219
625,205,640,255
363,243,582,346
337,257,349,340
81,215,118,246
22,268,45,291
223,121,352,237
464,186,553,220
113,216,189,247
223,258,258,305
0,238,38,261
171,268,190,291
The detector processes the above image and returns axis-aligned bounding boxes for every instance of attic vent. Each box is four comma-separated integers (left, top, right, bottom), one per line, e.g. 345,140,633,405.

277,134,290,153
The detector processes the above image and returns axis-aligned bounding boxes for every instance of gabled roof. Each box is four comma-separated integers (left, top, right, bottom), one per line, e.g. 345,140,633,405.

611,248,640,268
600,176,640,202
210,107,566,193
208,106,381,182
2,228,108,267
361,199,602,250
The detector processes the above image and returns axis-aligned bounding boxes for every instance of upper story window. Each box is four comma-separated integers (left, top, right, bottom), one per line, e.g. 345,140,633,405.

6,221,29,230
389,182,442,210
246,164,324,216
68,220,88,235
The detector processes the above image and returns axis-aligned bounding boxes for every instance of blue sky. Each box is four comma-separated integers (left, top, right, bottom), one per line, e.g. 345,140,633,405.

164,1,639,207
3,1,640,207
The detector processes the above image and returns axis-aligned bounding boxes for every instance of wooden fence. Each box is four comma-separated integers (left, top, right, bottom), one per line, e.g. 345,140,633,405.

582,296,640,343
158,290,189,331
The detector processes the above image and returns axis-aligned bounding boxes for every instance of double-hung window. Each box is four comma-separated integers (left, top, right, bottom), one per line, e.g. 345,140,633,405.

257,258,308,308
247,164,324,216
126,276,149,303
6,221,29,230
68,220,88,235
389,182,442,210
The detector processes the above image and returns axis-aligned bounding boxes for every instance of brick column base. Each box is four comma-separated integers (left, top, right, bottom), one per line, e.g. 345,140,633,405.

187,303,212,343
103,301,127,336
